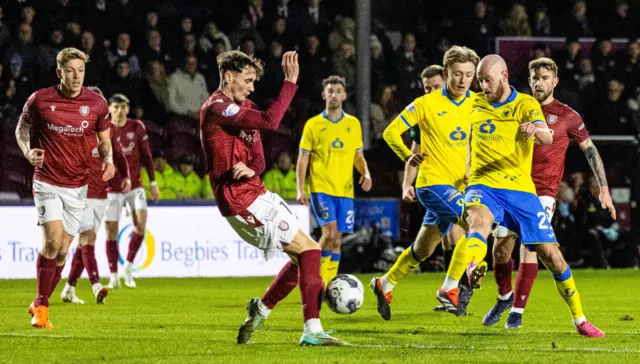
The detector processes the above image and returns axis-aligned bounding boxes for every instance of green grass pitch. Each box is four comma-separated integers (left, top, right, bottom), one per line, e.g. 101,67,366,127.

1,269,639,363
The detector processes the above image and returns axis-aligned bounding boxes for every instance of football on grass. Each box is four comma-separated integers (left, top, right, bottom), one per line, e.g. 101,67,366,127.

324,274,364,314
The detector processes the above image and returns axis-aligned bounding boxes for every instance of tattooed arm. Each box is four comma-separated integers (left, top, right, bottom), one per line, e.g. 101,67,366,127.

579,138,616,220
15,115,45,167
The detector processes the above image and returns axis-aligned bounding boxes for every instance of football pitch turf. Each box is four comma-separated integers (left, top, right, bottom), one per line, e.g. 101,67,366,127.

1,269,639,363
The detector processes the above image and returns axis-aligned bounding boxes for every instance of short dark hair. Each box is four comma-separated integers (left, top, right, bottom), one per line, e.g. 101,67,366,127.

109,93,130,104
217,50,264,79
322,75,346,89
421,65,444,79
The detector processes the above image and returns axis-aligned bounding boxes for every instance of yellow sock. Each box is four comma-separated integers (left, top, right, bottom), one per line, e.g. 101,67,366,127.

325,253,340,284
446,233,487,280
553,267,584,320
320,251,332,285
385,244,421,285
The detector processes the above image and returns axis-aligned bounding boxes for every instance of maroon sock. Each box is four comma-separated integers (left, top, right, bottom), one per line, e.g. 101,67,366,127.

261,261,299,309
513,262,538,309
126,232,144,263
49,263,65,299
106,240,119,273
493,259,513,297
67,248,85,287
82,245,100,285
35,254,56,307
298,250,322,322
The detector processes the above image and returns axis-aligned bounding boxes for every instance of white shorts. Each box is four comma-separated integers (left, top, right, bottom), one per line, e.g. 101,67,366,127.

80,198,108,233
226,191,299,261
493,196,556,238
33,180,88,236
105,187,147,222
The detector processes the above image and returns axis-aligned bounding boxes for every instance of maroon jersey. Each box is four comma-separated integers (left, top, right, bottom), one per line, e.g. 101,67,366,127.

532,99,590,198
22,86,110,188
87,123,130,199
109,118,155,192
200,81,297,216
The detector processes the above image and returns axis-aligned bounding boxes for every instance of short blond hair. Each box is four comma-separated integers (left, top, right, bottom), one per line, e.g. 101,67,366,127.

528,57,558,76
442,46,480,69
56,47,89,69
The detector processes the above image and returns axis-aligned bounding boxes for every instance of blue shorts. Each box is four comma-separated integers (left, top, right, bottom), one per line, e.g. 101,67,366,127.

310,193,354,233
416,185,464,235
464,184,558,250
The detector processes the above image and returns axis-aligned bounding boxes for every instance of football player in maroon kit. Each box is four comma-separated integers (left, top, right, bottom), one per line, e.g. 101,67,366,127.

483,57,617,330
200,50,345,346
103,94,158,289
61,86,131,305
15,48,115,328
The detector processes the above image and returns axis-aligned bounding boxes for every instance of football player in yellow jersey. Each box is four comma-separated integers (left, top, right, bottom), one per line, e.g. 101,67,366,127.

369,46,484,320
296,75,372,287
441,54,604,337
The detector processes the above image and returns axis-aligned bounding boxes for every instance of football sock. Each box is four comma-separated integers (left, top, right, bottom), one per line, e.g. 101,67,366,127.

35,254,56,307
298,250,322,322
49,262,66,298
126,232,144,263
325,252,340,284
67,248,85,287
261,261,299,310
493,259,513,297
465,232,488,265
106,240,119,273
303,318,323,334
82,245,100,285
384,243,421,289
553,267,585,325
319,250,332,286
512,262,538,312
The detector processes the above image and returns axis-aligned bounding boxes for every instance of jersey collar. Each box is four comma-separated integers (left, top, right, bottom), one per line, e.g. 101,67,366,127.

441,85,471,107
491,86,517,108
322,109,345,123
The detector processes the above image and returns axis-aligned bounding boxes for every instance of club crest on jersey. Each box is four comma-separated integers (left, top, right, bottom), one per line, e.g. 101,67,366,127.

222,104,240,117
547,114,557,124
79,105,90,116
127,132,135,139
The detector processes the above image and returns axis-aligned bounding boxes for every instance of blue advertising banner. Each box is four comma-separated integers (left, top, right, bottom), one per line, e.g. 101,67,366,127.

354,198,399,238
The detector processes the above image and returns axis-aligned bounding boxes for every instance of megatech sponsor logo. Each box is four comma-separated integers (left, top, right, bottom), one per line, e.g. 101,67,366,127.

47,120,89,136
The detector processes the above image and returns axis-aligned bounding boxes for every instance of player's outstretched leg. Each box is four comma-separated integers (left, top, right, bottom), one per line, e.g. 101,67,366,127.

371,224,447,320
505,245,538,329
483,233,515,325
535,243,604,337
61,247,86,304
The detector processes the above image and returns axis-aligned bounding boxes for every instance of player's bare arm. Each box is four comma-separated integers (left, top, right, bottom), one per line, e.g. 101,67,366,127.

521,121,553,145
15,115,44,168
354,150,372,192
296,151,310,206
97,129,115,181
579,138,616,219
402,142,420,202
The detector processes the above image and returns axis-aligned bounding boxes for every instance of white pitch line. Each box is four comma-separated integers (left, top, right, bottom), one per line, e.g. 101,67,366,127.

355,343,640,353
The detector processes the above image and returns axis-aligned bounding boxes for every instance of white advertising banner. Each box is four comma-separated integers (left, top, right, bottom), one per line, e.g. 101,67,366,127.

0,205,310,279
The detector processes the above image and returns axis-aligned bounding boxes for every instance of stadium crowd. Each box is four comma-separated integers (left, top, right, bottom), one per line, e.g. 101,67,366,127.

0,0,638,266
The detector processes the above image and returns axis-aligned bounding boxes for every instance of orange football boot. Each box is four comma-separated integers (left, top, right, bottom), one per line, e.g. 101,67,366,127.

31,305,53,329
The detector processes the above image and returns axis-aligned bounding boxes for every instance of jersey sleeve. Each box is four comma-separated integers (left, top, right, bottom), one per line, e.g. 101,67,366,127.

383,101,421,162
137,121,155,181
299,120,314,152
566,110,590,144
21,92,39,126
353,118,364,151
96,100,110,132
520,97,545,124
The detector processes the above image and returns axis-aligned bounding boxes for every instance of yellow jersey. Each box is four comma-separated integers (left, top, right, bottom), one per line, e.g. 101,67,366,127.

383,87,475,191
299,110,363,198
469,86,546,194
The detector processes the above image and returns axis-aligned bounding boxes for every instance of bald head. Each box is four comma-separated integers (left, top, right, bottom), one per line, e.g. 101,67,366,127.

477,54,510,103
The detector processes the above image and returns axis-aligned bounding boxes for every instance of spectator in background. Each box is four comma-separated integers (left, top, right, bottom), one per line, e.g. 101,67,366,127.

332,41,356,93
230,13,266,53
167,55,209,121
240,36,257,56
199,22,232,55
7,54,33,108
248,0,266,33
291,0,330,41
370,84,399,144
591,38,616,78
553,181,579,261
590,79,636,135
140,60,169,125
577,176,613,268
65,21,82,47
459,0,495,56
79,30,104,86
556,38,583,88
393,33,426,105
0,6,11,53
105,0,142,42
610,1,635,38
258,40,285,101
500,3,531,36
566,0,592,38
298,34,329,100
615,39,640,94
106,32,141,77
4,23,38,84
269,17,295,51
269,0,292,21
0,79,18,120
174,154,202,200
105,59,141,108
532,4,551,37
262,151,298,200
83,0,107,41
140,30,171,68
19,6,41,42
142,151,177,200
575,58,597,112
328,17,355,53
532,43,550,60
370,35,389,91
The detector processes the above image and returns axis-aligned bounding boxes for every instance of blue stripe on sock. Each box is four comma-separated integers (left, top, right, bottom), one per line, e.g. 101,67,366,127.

553,267,572,281
409,243,421,262
468,232,487,245
321,250,332,258
330,253,341,262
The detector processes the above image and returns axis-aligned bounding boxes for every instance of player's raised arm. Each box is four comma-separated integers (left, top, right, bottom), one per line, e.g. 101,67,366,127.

211,51,298,131
383,102,423,165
